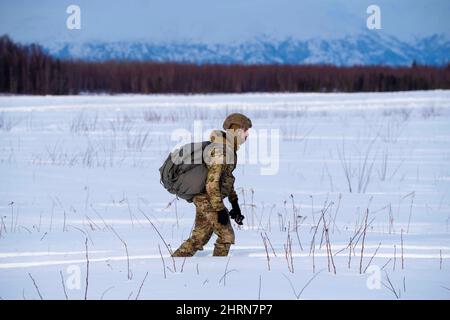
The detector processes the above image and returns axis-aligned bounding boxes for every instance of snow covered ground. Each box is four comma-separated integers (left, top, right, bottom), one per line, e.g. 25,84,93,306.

0,90,449,300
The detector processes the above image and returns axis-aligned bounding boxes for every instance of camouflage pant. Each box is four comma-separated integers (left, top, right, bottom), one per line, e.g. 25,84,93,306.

172,194,235,257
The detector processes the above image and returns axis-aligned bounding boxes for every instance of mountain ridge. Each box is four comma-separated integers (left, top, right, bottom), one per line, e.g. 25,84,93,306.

45,32,449,66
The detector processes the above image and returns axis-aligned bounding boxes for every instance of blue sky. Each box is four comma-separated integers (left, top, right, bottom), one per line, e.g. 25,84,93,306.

0,0,448,44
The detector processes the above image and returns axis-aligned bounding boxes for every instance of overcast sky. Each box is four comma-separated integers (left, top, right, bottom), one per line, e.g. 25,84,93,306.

0,0,448,44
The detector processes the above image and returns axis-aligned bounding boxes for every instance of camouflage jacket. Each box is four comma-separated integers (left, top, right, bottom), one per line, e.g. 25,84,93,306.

204,130,241,211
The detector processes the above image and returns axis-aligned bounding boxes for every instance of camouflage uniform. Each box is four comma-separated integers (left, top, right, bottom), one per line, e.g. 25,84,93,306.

172,129,240,257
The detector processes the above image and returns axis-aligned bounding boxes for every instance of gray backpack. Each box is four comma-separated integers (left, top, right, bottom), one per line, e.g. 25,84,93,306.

159,141,212,202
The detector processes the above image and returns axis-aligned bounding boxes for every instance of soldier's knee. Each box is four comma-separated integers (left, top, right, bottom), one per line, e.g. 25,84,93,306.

216,235,234,247
218,226,235,244
192,229,213,245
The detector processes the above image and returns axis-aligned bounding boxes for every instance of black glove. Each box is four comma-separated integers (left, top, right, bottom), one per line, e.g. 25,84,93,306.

217,209,230,225
229,200,245,225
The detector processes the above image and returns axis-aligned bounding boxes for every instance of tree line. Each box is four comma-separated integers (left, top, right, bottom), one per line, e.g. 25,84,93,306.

1,35,449,95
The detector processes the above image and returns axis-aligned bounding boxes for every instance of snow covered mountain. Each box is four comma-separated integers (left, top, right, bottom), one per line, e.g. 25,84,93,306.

45,32,449,66
2,0,448,66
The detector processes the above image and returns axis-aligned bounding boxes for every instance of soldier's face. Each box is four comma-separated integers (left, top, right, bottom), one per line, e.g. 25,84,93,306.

230,128,249,146
240,128,249,142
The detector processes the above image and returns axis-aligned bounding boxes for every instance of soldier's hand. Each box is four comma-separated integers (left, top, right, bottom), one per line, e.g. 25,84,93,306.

217,209,230,225
234,213,245,225
229,200,241,219
229,200,244,225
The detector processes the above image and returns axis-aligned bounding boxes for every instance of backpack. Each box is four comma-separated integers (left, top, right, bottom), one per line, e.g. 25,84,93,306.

159,141,212,202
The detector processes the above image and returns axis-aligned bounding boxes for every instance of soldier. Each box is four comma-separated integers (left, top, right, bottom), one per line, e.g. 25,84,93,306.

172,113,252,257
